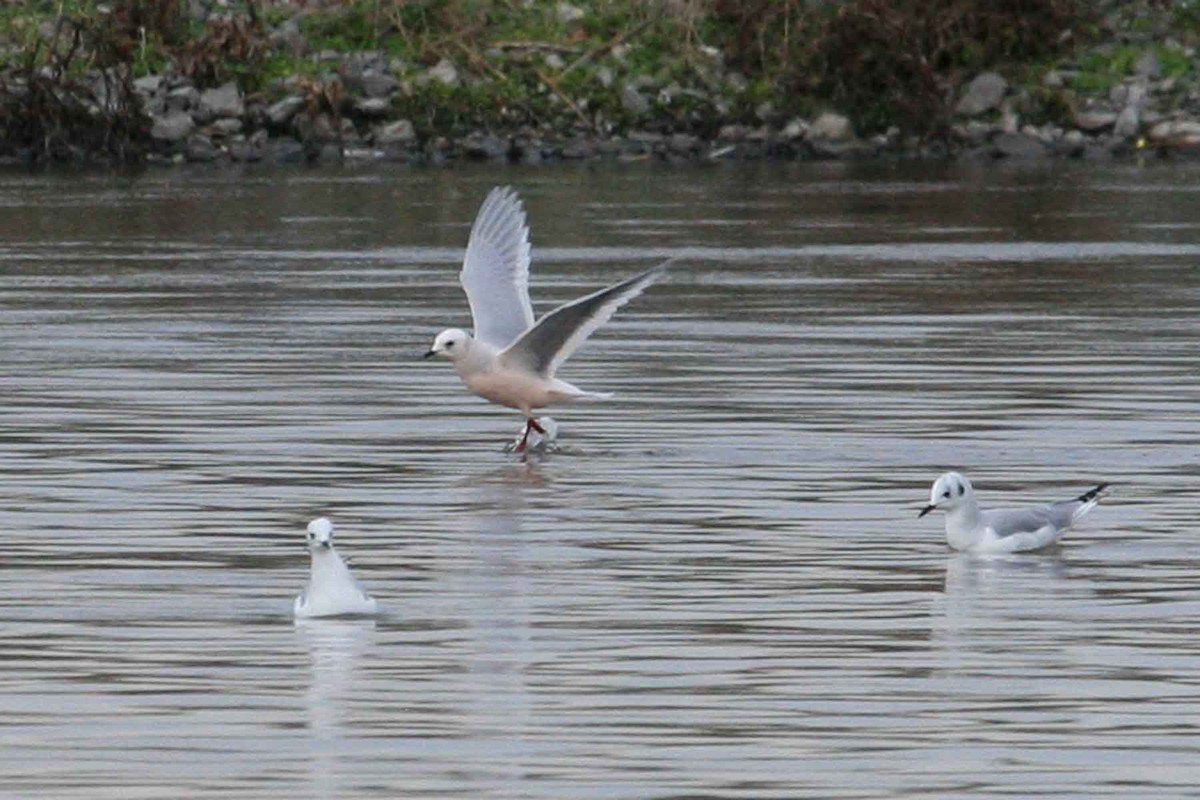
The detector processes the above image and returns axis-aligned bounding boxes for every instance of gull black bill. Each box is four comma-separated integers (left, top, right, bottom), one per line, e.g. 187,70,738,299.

422,349,437,359
918,504,936,518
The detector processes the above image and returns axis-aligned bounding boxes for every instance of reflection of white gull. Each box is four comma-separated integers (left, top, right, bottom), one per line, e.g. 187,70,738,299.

294,518,378,618
919,472,1108,553
424,186,670,452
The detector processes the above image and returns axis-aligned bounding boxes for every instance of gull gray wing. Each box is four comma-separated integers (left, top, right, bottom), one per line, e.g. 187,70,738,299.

460,186,535,347
985,506,1062,539
498,262,670,378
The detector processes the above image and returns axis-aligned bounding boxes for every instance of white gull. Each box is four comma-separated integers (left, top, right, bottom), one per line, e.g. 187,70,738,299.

424,185,669,452
294,518,378,618
919,472,1109,553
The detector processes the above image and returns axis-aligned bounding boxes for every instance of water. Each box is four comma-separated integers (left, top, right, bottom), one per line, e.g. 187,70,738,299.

1,162,1198,799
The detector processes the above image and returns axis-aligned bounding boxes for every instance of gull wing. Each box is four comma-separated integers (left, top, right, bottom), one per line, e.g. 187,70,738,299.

498,261,670,378
460,186,535,348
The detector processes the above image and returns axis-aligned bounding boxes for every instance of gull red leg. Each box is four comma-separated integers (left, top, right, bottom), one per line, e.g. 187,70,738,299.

515,419,533,453
529,418,546,435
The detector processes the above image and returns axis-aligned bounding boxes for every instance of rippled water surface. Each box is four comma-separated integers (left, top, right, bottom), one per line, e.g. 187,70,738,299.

1,162,1198,799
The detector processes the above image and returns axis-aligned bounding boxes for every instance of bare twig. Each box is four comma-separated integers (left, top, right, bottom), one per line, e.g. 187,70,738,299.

560,18,653,79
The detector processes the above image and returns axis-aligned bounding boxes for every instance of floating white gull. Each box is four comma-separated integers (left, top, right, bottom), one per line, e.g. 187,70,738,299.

919,472,1109,553
294,518,378,618
424,185,670,452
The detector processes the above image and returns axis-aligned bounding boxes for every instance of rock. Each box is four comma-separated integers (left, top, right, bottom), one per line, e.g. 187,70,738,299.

781,118,807,140
267,95,306,127
1135,49,1161,79
595,66,614,89
166,85,199,113
427,59,459,88
556,2,584,24
620,83,649,115
717,124,747,142
544,53,565,70
199,82,244,119
354,97,391,117
462,133,508,159
1055,129,1086,157
267,138,306,163
133,75,163,96
209,118,243,136
561,138,595,159
1075,110,1117,131
374,118,416,145
993,132,1046,159
956,72,1008,116
358,71,398,98
150,111,195,143
184,134,219,162
668,133,698,154
1043,70,1065,88
1113,105,1140,138
809,111,853,141
1148,119,1200,145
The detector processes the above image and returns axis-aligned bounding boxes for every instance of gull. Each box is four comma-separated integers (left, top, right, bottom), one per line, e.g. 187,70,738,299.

294,518,378,618
919,472,1109,553
423,185,670,452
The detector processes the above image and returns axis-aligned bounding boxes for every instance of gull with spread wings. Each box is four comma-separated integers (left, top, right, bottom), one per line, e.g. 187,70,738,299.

424,186,669,452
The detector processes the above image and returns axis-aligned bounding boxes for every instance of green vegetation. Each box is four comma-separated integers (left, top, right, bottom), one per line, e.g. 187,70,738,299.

0,1,1192,163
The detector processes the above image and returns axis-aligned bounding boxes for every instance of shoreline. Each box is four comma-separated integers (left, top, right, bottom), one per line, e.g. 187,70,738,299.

3,3,1200,168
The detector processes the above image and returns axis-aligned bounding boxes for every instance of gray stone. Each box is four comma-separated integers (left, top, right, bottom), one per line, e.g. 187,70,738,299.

268,138,306,163
993,132,1046,159
463,133,508,159
150,111,195,142
228,136,264,162
717,124,747,142
199,82,243,119
1134,49,1161,79
166,85,199,113
1042,70,1065,88
668,133,698,154
184,134,219,162
358,71,398,98
1113,105,1141,138
267,95,306,127
1148,119,1200,143
809,111,853,141
354,97,391,117
374,118,416,145
427,59,459,88
620,83,649,115
1075,110,1117,131
209,118,243,136
956,72,1008,116
544,53,564,70
561,138,595,159
133,75,163,95
595,66,614,89
781,118,807,140
556,2,584,24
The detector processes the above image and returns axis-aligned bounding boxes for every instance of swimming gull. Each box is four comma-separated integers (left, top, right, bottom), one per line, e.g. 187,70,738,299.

294,518,378,618
424,185,670,452
919,472,1109,553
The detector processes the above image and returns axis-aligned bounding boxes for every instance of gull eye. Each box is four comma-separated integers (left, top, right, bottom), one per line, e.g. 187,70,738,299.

941,491,951,498
446,341,455,348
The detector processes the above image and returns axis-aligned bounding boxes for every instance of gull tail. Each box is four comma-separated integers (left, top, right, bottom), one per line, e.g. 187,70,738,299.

1071,483,1110,523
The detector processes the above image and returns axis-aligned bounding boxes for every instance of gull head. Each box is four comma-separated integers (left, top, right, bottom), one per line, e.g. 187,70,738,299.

424,328,471,361
919,472,974,517
306,517,335,549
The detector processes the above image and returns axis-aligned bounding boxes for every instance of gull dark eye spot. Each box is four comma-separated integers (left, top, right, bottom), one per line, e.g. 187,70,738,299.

942,491,951,498
446,341,455,348
957,485,965,496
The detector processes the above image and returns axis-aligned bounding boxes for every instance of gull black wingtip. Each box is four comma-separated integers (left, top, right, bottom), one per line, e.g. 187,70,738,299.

422,349,437,359
918,504,936,518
